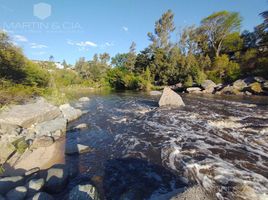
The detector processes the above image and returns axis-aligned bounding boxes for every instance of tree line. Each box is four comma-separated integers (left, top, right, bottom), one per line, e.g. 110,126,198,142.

74,9,268,90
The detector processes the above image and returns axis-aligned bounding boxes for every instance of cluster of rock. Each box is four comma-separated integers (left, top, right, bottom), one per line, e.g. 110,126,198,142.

0,97,90,174
0,164,100,200
185,77,268,96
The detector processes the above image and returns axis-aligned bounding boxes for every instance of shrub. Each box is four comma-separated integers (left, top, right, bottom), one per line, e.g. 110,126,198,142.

184,75,193,87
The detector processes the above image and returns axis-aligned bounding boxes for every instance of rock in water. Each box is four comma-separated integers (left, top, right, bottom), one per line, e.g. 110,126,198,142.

6,186,27,200
201,80,216,93
158,87,185,107
59,104,82,122
30,192,54,200
0,176,25,195
69,184,100,200
186,87,202,94
44,164,68,194
79,97,90,102
26,178,45,197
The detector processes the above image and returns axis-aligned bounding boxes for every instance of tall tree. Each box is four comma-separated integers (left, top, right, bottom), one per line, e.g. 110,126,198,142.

125,42,137,72
200,11,242,57
148,9,175,51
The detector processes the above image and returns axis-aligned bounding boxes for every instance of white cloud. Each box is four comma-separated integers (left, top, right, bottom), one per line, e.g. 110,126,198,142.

122,26,128,32
67,40,97,47
30,43,48,49
13,34,28,42
105,42,114,47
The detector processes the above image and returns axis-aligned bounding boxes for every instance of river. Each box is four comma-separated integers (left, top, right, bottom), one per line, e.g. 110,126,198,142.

64,91,268,200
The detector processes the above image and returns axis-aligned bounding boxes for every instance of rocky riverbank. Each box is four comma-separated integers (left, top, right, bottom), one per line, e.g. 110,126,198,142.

0,96,102,199
172,76,268,96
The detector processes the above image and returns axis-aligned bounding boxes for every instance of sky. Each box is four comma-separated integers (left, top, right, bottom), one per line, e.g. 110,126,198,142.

0,0,267,64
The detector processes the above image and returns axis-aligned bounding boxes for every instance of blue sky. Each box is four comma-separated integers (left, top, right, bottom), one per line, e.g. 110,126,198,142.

0,0,267,64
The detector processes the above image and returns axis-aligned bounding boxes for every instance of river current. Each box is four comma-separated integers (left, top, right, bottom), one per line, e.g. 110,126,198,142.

65,92,268,200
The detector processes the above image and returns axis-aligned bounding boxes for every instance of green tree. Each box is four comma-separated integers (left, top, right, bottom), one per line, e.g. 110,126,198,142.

148,9,175,51
125,42,137,72
200,11,242,57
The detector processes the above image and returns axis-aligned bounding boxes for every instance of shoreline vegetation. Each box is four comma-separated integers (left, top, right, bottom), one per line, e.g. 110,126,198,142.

1,8,268,109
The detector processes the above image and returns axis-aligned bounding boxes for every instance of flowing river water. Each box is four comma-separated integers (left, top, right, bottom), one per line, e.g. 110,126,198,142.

64,91,268,200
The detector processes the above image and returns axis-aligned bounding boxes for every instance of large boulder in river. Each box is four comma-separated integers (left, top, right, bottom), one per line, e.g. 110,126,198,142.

246,82,263,94
0,98,61,128
158,87,185,107
0,176,25,195
201,80,216,93
59,104,82,122
31,136,54,149
44,164,68,194
69,184,100,200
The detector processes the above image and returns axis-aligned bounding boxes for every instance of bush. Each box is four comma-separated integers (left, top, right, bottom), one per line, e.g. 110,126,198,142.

184,75,193,87
106,67,150,90
23,61,50,87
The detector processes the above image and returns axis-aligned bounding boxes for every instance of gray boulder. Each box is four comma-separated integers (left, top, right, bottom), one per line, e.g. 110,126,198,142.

79,97,90,102
170,185,212,200
0,98,61,128
34,118,67,139
65,141,92,155
233,79,247,90
59,104,82,122
44,164,68,194
31,136,54,149
69,184,100,200
158,87,185,107
149,91,162,96
262,81,268,90
0,142,16,164
201,80,216,93
186,87,202,93
0,176,25,195
26,178,45,198
29,192,54,200
6,186,27,200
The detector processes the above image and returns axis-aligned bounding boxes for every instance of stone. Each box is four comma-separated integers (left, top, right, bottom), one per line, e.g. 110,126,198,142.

149,91,162,96
0,124,22,137
6,186,27,200
31,136,54,149
69,184,100,200
247,82,263,94
0,142,16,164
158,87,185,107
59,104,82,122
233,79,247,90
25,168,40,176
34,118,67,139
65,141,92,155
186,87,202,93
29,192,54,200
0,98,61,128
244,91,252,96
220,85,243,95
0,176,25,195
79,97,90,102
254,76,266,83
44,164,68,194
26,178,45,198
262,81,268,90
170,185,211,200
73,123,88,130
201,80,216,91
